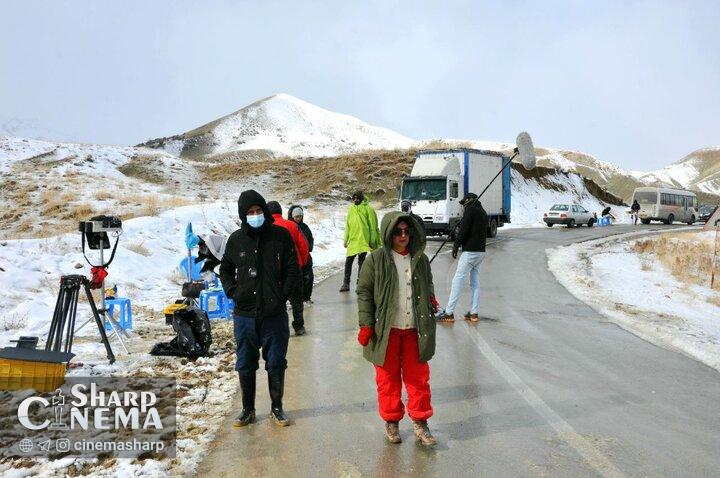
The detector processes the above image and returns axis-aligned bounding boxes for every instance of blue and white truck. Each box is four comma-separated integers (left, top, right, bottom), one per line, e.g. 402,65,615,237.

399,149,511,238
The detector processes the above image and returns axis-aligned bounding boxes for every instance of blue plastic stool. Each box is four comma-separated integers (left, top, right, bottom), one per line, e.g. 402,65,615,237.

105,298,133,331
199,288,233,320
179,256,205,280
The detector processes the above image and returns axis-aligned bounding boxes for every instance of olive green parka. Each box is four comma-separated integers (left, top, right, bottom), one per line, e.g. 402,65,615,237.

357,211,436,366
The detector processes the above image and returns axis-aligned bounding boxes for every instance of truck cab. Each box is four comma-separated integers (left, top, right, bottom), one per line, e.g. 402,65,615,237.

400,175,462,236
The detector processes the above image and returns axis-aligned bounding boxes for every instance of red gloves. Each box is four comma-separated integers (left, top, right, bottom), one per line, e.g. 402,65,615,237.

429,295,440,313
357,326,373,346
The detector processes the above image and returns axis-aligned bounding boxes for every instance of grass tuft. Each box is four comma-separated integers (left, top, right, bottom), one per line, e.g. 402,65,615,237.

127,240,151,256
633,232,719,290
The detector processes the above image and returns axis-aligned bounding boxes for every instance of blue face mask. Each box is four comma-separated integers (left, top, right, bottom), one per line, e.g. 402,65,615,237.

246,214,265,229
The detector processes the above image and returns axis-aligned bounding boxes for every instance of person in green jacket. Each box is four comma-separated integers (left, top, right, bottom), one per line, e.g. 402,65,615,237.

356,211,440,446
340,191,381,292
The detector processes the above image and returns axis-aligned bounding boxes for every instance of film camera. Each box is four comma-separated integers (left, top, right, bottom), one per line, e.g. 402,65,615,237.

79,215,123,250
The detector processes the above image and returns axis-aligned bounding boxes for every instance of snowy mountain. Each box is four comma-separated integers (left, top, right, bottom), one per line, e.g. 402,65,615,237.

638,147,720,196
512,146,720,203
3,92,716,242
140,93,415,159
0,136,196,239
0,117,77,143
138,93,720,203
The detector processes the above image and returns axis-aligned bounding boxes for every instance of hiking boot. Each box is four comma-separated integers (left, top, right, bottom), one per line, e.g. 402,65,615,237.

339,283,350,292
233,409,255,427
437,312,455,323
464,312,479,323
294,326,306,336
384,421,402,444
413,420,437,447
270,407,290,427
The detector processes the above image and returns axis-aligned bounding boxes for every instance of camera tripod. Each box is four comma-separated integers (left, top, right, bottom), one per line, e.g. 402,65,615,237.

49,274,115,364
75,224,131,356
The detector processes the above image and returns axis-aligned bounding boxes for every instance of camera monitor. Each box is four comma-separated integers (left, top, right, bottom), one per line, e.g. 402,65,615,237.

79,215,122,250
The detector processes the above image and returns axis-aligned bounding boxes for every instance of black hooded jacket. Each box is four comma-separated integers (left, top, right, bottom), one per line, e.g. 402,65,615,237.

219,190,300,318
454,199,488,253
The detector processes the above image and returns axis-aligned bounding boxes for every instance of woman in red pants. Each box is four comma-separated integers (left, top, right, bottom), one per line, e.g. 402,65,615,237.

356,211,439,446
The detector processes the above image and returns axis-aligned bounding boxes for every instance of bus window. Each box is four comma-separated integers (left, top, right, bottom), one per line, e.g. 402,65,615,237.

635,191,657,204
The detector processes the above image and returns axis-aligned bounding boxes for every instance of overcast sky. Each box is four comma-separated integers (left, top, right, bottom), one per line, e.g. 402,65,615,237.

1,0,718,170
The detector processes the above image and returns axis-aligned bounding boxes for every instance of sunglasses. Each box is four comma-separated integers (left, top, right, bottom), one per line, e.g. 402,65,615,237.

392,228,412,237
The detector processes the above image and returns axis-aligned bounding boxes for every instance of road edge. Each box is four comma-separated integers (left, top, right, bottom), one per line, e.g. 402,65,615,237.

545,227,720,372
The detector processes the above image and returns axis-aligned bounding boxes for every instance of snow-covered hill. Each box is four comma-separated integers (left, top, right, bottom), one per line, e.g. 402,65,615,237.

138,93,720,202
638,147,720,196
509,145,720,202
140,93,414,159
0,136,196,238
0,117,76,143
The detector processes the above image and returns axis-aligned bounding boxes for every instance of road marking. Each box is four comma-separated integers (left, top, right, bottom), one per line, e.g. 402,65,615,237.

463,323,625,478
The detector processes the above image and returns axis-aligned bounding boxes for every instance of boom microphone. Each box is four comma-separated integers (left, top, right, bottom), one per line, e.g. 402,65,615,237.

516,131,536,170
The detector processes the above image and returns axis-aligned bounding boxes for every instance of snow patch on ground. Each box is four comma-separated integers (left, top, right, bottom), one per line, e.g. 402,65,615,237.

547,230,720,371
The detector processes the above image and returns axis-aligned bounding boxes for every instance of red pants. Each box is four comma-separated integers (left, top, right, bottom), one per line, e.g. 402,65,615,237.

374,328,433,422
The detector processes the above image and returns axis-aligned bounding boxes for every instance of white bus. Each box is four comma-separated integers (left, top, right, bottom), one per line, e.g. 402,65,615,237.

632,186,698,225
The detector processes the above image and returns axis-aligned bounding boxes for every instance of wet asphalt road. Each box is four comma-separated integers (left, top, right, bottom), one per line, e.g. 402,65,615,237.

197,224,720,477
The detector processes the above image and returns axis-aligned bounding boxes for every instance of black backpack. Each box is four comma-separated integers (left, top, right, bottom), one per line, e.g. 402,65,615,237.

150,306,212,359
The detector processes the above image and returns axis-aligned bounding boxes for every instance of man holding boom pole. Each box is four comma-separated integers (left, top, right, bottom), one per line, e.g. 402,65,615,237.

437,193,488,324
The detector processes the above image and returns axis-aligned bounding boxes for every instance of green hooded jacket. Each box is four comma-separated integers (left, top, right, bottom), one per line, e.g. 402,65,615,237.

357,211,436,366
343,197,381,257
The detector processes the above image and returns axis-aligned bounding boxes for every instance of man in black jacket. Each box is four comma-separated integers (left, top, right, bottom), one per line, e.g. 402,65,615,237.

288,205,315,304
438,193,488,324
219,190,300,428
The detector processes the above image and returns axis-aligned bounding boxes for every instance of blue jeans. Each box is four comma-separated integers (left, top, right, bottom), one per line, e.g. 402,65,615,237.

233,313,289,373
445,251,486,315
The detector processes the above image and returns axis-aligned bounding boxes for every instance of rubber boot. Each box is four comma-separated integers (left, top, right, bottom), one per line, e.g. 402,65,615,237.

340,256,353,292
291,293,305,335
268,371,290,426
234,372,256,427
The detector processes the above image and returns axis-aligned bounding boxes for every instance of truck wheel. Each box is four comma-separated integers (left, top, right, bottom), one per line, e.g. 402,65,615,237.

641,219,650,225
488,219,498,238
666,214,674,225
587,218,595,227
546,223,554,227
688,215,695,225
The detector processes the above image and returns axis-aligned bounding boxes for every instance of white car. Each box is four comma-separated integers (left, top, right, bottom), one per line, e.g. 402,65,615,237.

543,203,595,227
